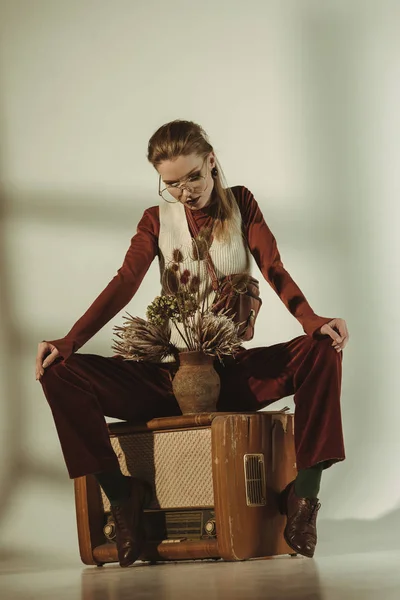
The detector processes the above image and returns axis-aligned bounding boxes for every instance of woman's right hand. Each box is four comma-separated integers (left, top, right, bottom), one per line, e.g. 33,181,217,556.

36,341,60,381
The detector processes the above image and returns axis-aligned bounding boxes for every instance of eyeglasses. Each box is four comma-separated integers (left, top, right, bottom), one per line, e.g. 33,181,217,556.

158,157,209,203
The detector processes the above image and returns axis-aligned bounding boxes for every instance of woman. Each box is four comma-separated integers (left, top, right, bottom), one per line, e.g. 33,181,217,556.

36,120,349,567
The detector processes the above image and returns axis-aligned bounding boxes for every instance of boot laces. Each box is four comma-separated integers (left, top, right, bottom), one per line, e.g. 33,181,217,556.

111,504,128,531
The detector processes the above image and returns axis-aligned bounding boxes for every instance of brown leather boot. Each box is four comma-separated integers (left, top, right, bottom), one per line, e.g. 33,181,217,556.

110,477,152,568
278,480,321,558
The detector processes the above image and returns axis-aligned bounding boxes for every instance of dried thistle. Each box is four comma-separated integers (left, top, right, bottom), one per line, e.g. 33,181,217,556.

189,275,200,293
191,237,208,261
162,267,180,294
180,269,191,285
190,224,212,260
112,314,178,362
172,248,184,263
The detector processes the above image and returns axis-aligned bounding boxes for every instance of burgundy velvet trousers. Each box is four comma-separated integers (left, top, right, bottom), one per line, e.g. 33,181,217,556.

40,334,345,479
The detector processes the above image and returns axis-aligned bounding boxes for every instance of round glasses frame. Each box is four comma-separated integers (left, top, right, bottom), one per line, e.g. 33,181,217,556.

158,157,209,203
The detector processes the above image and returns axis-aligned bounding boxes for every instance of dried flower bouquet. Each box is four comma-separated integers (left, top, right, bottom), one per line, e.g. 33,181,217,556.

112,232,244,363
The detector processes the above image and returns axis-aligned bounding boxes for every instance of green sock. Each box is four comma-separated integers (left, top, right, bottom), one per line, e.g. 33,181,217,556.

94,469,131,507
294,463,325,499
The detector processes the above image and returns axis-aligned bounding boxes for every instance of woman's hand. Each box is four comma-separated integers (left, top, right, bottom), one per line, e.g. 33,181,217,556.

35,341,60,380
318,319,349,352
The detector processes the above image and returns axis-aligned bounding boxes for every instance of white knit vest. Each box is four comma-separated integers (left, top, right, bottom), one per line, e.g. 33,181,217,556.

158,198,251,362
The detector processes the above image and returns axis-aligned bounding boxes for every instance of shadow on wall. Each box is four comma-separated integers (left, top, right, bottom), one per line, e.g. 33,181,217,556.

0,189,25,523
0,185,175,543
0,185,150,532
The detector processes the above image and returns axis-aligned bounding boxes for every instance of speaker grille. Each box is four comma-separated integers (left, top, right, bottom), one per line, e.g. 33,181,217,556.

244,453,266,506
101,428,214,511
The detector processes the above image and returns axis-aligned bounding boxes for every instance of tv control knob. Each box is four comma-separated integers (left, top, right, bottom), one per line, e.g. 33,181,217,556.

204,519,216,535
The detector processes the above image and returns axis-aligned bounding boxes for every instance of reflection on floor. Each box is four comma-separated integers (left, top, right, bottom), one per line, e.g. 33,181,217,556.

1,551,400,600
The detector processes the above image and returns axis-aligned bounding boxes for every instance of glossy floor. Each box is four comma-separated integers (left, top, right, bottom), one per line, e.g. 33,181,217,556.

1,551,400,600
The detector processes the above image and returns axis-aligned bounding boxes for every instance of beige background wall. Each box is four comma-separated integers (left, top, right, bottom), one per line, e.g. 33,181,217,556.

0,0,399,565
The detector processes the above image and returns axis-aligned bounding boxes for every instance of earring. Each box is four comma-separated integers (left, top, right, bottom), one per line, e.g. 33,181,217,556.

211,166,218,177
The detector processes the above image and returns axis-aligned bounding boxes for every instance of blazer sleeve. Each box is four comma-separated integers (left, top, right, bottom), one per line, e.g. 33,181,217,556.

235,186,333,338
44,207,159,360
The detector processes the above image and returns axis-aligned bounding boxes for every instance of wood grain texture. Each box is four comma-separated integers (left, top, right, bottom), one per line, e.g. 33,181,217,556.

212,413,296,560
107,410,290,436
74,475,107,566
92,539,220,563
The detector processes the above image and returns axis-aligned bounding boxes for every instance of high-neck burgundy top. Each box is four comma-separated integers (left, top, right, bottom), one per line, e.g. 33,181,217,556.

46,186,332,360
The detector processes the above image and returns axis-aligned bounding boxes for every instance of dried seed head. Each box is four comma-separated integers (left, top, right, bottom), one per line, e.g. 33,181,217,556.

162,267,180,294
172,248,184,263
189,275,200,293
191,237,208,261
146,294,180,324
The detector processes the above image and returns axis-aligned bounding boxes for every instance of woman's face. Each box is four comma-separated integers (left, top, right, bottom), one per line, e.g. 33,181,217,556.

157,152,216,210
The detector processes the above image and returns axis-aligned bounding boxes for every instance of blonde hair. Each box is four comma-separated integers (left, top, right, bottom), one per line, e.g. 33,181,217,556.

147,120,240,242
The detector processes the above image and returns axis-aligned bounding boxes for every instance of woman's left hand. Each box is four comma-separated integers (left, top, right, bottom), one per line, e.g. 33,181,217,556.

318,318,349,352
